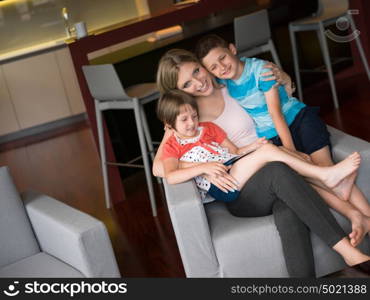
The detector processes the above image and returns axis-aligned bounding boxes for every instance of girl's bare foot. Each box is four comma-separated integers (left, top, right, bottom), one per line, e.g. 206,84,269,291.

332,172,357,201
321,152,361,191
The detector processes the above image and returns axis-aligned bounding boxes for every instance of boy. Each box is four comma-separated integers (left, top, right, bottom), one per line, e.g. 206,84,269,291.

194,34,331,161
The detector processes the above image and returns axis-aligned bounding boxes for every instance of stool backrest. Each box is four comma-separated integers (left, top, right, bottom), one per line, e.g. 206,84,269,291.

234,9,271,53
316,0,349,17
82,64,131,101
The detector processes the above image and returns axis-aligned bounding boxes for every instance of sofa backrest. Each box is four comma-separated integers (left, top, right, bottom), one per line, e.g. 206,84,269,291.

0,167,40,268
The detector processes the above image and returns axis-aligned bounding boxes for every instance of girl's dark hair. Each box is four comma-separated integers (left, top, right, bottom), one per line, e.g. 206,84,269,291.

157,90,198,129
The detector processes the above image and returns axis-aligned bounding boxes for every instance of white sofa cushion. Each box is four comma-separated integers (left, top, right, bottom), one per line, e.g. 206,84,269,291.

0,252,83,277
0,167,40,269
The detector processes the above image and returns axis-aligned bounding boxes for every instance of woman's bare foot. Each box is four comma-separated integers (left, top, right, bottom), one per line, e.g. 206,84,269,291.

348,211,370,247
344,252,370,267
332,172,357,201
333,237,370,266
321,152,361,191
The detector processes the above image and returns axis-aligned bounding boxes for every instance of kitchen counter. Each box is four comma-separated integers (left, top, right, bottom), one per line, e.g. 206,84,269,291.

88,4,257,65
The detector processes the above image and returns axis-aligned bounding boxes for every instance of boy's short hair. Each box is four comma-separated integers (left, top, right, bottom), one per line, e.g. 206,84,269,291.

157,90,199,129
195,34,229,60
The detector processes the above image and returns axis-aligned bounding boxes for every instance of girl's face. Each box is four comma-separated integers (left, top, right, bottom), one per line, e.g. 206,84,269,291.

176,62,215,97
173,104,199,139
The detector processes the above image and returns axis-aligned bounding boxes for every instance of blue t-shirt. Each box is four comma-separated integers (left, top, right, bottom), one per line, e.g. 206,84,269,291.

218,57,305,139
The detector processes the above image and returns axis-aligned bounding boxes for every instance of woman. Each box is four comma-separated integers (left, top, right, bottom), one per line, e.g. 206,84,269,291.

153,49,370,277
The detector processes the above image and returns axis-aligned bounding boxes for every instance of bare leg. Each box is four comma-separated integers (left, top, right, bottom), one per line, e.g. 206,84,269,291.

230,144,360,193
311,146,370,217
349,186,370,217
311,184,370,247
279,146,337,194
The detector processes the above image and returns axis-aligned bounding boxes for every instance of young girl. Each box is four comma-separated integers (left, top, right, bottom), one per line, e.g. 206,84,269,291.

158,90,361,203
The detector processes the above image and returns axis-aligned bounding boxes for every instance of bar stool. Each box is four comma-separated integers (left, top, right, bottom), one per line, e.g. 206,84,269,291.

82,64,159,216
289,0,370,109
234,9,281,67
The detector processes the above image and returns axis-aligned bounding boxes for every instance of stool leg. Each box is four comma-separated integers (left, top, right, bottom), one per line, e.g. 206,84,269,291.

289,26,304,101
140,104,155,161
348,14,370,80
318,23,339,109
140,104,162,185
95,101,111,209
133,98,158,217
269,40,282,68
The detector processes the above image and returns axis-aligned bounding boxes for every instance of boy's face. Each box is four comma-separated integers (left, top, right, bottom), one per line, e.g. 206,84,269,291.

201,44,243,81
173,104,199,139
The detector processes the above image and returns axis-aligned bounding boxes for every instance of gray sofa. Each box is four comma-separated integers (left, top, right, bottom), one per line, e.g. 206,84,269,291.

0,166,120,277
163,126,370,277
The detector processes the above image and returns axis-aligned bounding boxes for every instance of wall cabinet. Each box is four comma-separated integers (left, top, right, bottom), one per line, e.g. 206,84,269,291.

0,47,85,136
55,48,86,115
0,67,20,136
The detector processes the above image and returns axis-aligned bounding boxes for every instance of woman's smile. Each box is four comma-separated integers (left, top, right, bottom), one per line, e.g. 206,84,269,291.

177,62,214,96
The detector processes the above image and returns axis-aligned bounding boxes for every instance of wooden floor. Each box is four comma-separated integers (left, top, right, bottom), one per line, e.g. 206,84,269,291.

0,72,369,277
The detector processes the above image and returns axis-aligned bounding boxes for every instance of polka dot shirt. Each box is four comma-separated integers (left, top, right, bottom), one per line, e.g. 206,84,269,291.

162,122,237,202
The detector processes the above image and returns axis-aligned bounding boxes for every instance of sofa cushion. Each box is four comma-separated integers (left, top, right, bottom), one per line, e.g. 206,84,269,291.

0,252,83,277
329,126,370,198
0,167,40,269
205,201,289,277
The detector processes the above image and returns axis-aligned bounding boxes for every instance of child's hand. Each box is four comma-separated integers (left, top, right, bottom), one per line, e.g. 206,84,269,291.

295,151,312,163
202,162,229,178
279,146,312,163
249,137,268,151
204,173,239,193
261,62,290,86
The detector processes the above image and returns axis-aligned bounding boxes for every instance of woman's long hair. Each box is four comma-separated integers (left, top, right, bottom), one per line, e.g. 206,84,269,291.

156,49,199,94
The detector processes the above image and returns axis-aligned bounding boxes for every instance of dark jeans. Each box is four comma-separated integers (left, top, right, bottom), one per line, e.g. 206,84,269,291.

226,162,346,278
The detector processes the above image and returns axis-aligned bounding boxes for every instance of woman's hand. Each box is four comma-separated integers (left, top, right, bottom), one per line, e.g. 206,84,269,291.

204,173,239,193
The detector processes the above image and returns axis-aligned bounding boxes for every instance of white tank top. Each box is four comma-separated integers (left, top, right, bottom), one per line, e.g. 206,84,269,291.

212,88,258,147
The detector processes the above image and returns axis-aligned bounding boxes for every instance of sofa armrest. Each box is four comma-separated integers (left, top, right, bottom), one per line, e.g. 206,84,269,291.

163,180,220,277
22,191,120,278
328,126,370,200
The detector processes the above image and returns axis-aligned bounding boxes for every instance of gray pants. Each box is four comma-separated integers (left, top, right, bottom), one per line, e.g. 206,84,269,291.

227,162,346,277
